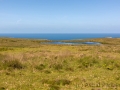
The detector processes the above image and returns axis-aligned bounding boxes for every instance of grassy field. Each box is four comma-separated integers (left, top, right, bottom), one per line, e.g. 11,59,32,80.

0,38,120,90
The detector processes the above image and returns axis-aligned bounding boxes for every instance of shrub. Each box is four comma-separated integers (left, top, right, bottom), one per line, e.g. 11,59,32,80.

49,63,63,70
35,64,46,70
3,60,24,70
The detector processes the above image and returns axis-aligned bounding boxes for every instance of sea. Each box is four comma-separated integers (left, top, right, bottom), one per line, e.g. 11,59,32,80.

0,33,120,40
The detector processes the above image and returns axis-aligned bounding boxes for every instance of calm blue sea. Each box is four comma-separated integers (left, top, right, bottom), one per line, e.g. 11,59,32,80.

0,33,120,40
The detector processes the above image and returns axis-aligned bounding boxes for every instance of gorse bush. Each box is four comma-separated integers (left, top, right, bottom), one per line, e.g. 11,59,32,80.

0,60,25,70
6,60,24,69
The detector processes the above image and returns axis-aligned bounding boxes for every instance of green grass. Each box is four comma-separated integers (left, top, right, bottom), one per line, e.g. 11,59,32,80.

0,38,120,90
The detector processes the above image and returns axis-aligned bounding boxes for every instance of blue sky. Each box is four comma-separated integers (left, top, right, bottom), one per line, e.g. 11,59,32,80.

0,0,120,33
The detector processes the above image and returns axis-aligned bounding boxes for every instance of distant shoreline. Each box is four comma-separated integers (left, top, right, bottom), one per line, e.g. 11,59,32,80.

0,33,120,40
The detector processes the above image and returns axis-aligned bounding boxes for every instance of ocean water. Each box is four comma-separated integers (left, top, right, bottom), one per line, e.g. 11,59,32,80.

0,33,120,40
43,41,101,45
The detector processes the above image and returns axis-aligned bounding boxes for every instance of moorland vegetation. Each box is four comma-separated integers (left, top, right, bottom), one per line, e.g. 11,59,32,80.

0,38,120,90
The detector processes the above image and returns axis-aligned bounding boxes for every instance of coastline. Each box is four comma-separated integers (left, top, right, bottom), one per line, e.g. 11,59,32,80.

0,33,120,40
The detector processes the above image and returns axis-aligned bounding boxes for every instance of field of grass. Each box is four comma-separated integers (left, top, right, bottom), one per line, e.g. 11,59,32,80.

0,38,120,90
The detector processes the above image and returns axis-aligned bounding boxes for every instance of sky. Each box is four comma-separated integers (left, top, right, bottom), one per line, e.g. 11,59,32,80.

0,0,120,33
